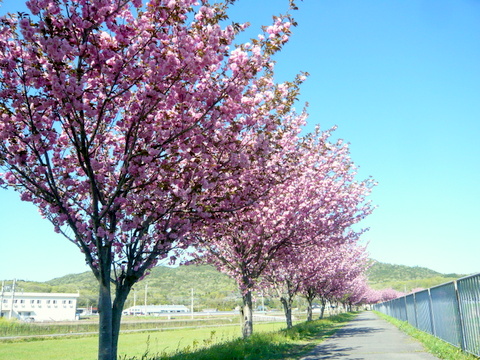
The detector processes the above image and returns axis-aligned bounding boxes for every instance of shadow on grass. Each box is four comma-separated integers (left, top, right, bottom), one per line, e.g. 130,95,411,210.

127,312,358,360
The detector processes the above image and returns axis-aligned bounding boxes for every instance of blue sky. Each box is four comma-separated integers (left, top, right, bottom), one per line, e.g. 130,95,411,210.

1,0,479,282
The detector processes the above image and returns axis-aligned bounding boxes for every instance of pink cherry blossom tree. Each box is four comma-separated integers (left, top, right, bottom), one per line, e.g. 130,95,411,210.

379,287,405,301
341,275,371,310
347,286,404,305
258,129,374,327
299,242,370,321
261,252,304,329
197,128,375,335
0,1,301,359
266,239,370,326
193,112,306,337
359,285,385,305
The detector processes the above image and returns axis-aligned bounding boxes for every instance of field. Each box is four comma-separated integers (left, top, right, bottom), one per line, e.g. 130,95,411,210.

0,315,241,337
0,321,287,360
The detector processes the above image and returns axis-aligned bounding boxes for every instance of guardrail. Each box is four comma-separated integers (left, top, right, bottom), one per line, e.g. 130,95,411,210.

373,272,480,357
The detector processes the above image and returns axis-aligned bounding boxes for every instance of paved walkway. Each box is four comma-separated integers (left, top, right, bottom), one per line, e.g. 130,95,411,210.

301,311,440,360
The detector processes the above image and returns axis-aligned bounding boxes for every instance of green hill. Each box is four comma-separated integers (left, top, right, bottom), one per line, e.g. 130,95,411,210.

47,264,240,310
3,261,468,309
367,260,466,293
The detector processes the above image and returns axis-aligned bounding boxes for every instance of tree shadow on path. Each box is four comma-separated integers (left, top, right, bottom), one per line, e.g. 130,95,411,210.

300,315,383,360
300,342,361,360
332,326,383,338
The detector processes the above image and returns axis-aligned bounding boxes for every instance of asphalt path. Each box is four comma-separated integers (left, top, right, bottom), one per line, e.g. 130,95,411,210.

301,311,440,360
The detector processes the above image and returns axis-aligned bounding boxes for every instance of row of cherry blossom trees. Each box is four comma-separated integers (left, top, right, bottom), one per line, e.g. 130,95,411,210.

0,0,391,359
195,127,377,335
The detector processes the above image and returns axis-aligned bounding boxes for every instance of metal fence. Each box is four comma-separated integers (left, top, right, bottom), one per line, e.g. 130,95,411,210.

373,272,480,357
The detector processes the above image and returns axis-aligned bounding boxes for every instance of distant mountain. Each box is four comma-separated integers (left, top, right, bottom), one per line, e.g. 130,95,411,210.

367,260,465,293
45,264,239,310
4,261,467,308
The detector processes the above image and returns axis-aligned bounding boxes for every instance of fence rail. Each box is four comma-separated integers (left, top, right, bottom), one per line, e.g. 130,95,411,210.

373,272,480,357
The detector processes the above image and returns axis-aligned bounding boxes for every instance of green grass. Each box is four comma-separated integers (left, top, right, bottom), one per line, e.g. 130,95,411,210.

0,321,284,360
374,311,479,360
0,314,356,360
132,312,357,360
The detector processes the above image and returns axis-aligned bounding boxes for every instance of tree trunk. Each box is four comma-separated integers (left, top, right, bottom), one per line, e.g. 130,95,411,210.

98,280,114,360
111,288,130,358
304,288,316,322
280,297,293,329
97,278,132,360
319,298,326,319
306,298,313,322
240,290,253,338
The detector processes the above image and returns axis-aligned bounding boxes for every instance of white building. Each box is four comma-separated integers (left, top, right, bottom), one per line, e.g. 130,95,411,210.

123,304,189,316
0,292,79,322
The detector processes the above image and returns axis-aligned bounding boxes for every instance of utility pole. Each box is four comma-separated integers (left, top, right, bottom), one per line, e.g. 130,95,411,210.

144,283,148,315
9,279,16,320
133,288,137,316
191,288,194,319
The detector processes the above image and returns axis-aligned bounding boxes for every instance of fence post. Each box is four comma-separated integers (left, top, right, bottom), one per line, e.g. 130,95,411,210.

454,280,467,351
428,288,436,337
413,293,418,328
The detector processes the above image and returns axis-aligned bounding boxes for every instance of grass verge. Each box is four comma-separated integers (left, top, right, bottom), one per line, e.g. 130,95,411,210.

131,312,357,360
374,311,479,360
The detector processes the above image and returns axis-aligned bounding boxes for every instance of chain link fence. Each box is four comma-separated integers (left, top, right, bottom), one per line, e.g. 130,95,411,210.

373,272,480,357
